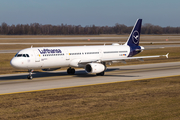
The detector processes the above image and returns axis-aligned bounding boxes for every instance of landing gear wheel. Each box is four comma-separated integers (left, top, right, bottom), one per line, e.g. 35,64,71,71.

27,69,33,79
71,68,75,74
67,67,75,75
27,75,33,79
96,71,105,76
67,68,71,74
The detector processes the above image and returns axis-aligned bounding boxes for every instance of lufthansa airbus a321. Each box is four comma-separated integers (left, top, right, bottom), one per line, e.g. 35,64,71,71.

10,19,169,79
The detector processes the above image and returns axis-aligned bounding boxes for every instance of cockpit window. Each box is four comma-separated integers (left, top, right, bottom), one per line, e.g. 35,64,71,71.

15,53,19,57
17,54,22,57
15,54,30,57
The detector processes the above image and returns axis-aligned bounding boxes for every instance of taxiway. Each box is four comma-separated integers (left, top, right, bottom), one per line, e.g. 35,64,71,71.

0,62,180,94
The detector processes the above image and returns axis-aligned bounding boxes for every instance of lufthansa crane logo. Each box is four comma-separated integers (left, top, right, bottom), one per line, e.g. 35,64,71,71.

132,30,139,44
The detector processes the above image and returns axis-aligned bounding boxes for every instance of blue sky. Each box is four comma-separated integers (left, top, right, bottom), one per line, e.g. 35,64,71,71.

0,0,180,27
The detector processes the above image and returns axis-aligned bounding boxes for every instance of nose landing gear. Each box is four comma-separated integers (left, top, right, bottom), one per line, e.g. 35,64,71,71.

27,69,33,79
67,67,75,75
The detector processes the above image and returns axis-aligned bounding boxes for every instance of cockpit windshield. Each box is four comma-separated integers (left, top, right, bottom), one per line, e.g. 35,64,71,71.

15,54,30,57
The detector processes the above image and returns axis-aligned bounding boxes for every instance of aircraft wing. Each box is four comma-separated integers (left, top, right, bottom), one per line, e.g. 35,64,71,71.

79,53,169,63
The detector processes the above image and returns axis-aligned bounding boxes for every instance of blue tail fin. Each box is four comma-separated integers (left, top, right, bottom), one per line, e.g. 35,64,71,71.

125,19,142,46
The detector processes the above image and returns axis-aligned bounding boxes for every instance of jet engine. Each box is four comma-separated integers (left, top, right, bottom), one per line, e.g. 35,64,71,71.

85,63,105,74
42,68,61,71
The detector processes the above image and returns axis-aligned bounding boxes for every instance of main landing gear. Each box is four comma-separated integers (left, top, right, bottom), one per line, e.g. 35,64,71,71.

67,67,75,75
96,71,105,76
27,69,33,79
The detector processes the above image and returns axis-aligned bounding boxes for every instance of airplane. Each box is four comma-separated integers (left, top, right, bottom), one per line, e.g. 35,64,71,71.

10,19,169,79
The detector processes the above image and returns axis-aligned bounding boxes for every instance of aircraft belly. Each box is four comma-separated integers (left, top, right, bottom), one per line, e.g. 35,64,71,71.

39,57,67,68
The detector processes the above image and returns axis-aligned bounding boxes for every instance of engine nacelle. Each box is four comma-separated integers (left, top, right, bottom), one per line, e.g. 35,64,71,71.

85,63,105,74
42,68,61,71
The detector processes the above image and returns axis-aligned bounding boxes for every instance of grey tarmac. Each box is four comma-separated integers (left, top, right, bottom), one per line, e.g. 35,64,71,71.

0,62,180,94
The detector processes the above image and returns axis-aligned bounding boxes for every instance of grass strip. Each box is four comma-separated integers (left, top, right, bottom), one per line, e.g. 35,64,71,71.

0,75,180,119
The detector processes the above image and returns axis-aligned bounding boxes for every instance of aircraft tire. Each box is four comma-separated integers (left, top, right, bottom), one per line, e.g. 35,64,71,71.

67,68,71,74
27,75,33,80
100,71,105,76
96,71,104,76
67,68,75,75
71,68,75,74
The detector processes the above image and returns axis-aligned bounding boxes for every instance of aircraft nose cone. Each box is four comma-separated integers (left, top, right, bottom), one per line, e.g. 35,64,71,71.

10,58,20,68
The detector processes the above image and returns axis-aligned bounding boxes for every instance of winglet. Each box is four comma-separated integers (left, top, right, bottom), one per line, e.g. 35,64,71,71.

161,53,169,58
166,53,169,58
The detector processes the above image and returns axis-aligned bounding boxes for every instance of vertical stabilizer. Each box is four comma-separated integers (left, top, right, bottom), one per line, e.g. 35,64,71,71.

125,19,142,46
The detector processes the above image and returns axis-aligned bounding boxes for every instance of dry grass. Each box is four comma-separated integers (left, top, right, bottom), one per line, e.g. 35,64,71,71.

0,76,180,119
0,39,124,43
0,34,125,38
0,35,180,50
0,35,179,43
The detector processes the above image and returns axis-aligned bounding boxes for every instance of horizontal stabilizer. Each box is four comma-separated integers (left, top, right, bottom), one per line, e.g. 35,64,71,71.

143,47,165,50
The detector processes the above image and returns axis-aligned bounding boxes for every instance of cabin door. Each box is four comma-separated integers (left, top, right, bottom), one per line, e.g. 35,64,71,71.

33,50,40,62
65,49,70,60
99,49,103,58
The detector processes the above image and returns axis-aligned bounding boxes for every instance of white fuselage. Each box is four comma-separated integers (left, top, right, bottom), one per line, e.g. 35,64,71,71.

10,44,130,70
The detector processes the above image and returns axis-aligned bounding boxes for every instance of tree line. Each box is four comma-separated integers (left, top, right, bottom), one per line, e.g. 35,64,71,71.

0,22,180,35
